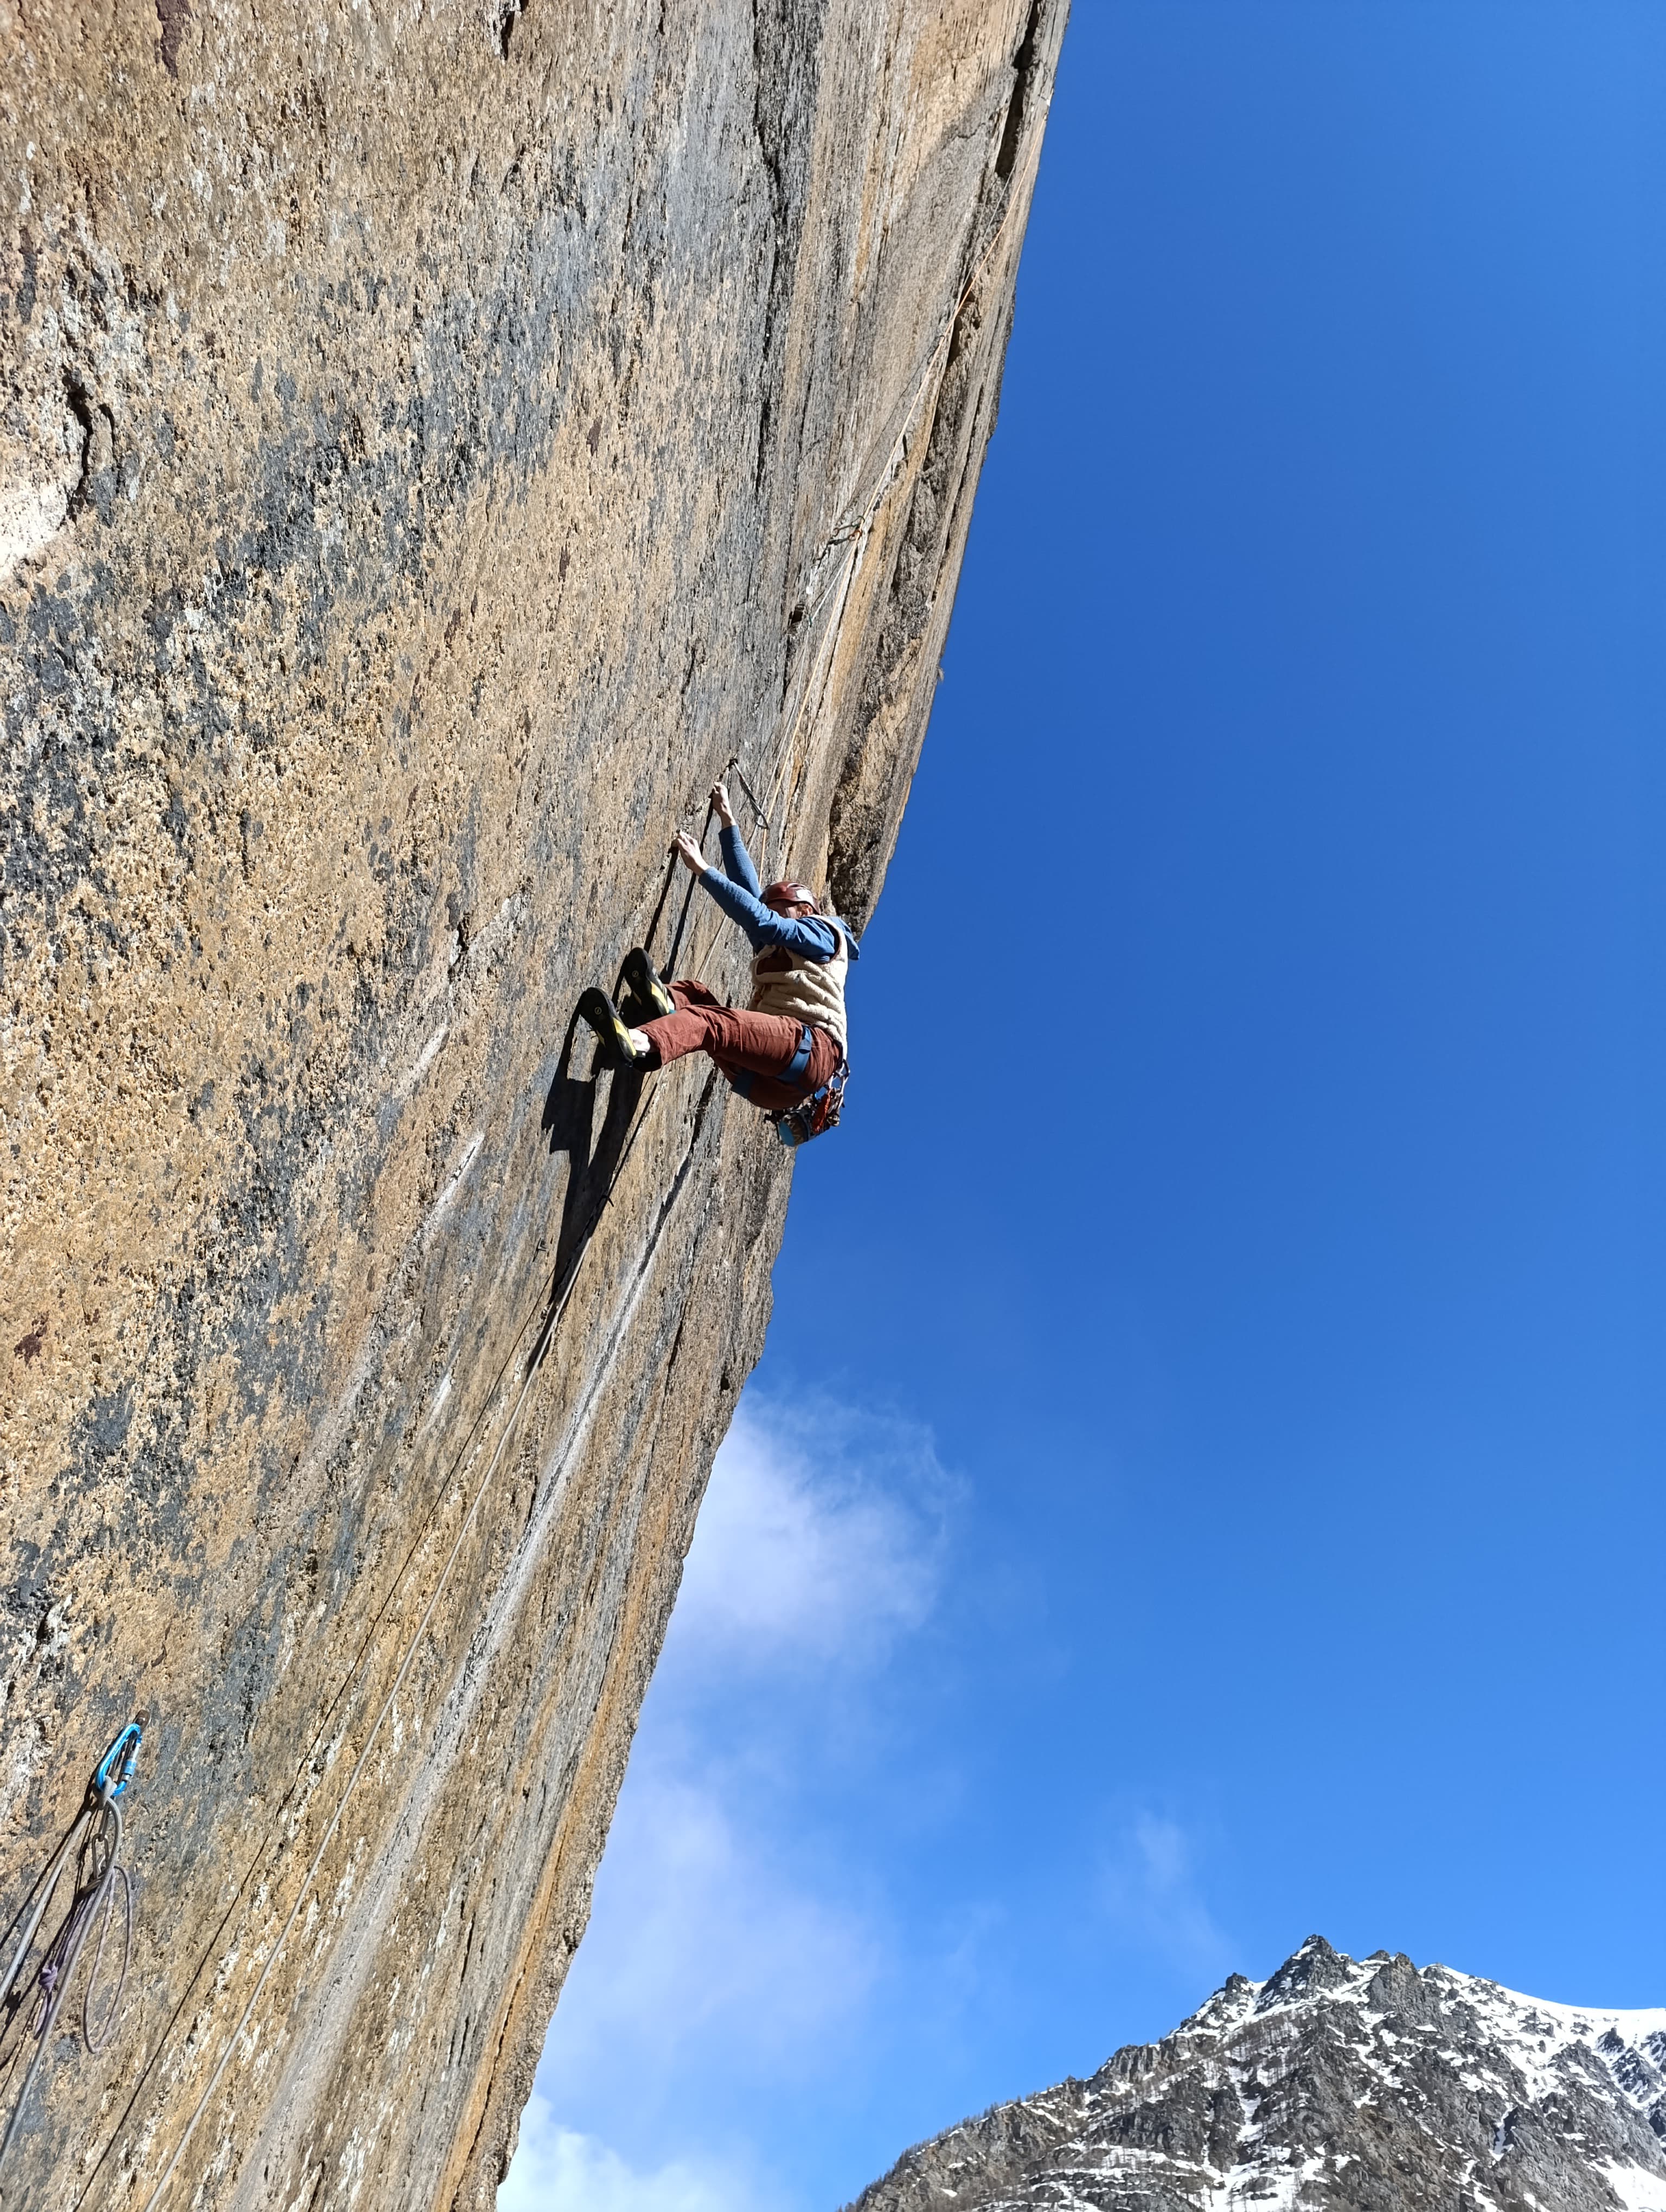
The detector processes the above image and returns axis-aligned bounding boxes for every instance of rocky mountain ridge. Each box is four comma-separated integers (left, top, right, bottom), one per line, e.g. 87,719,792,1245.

849,1937,1666,2212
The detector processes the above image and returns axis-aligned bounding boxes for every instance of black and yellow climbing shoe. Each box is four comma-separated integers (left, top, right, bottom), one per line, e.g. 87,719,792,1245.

619,946,675,1024
577,987,650,1065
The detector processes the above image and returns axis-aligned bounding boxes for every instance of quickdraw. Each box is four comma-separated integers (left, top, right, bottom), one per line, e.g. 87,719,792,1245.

0,1719,143,2178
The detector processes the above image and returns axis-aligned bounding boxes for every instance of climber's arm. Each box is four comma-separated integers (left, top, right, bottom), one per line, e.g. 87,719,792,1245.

671,818,852,960
706,780,764,895
717,823,763,898
697,868,841,958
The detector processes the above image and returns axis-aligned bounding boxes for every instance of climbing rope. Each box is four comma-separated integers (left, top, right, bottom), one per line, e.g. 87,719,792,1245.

108,102,1050,2212
0,1722,142,2185
818,118,1045,576
765,119,1047,832
725,757,772,839
132,1220,624,2212
93,992,709,2212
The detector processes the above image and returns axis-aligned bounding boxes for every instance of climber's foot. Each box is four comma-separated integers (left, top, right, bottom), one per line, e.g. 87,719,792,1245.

619,946,676,1023
577,987,651,1066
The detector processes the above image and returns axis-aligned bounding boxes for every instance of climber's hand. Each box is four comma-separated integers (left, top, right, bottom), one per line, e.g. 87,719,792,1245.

710,780,735,828
673,830,708,876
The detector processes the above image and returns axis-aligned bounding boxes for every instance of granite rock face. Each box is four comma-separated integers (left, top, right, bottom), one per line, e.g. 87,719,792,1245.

0,3,1063,2206
848,1937,1666,2212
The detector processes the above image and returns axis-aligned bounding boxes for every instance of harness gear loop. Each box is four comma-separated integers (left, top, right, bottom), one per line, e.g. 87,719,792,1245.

776,1056,848,1148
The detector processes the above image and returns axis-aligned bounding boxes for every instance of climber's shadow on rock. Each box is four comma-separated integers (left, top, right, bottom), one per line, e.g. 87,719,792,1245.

540,1007,646,1325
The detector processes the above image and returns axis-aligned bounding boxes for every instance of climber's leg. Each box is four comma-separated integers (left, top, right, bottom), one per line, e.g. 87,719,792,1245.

638,991,838,1110
718,1023,840,1113
635,985,780,1070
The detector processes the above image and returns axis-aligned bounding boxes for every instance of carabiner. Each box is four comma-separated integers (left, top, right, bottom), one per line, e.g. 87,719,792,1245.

91,1720,143,1804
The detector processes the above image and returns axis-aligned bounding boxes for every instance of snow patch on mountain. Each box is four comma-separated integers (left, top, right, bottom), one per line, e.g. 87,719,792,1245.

848,1938,1666,2212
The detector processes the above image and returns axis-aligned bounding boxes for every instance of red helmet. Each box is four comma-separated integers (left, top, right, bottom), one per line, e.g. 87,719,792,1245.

762,879,818,912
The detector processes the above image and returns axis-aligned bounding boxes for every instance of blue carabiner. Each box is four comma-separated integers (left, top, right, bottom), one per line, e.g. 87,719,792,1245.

91,1720,143,1802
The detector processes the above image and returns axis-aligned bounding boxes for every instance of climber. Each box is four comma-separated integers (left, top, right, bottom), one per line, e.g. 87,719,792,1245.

576,780,856,1138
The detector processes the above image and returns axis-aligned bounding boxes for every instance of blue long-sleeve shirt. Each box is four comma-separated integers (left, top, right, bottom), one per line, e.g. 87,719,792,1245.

699,824,859,963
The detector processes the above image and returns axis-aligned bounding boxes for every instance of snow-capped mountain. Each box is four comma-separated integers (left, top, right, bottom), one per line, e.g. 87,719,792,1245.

847,1937,1666,2212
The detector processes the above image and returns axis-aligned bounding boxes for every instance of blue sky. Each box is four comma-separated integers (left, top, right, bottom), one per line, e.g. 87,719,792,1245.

503,6,1666,2207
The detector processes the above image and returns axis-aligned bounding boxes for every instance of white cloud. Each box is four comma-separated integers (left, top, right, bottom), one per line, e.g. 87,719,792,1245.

499,2100,772,2212
668,1394,950,1672
540,1766,881,2085
505,1391,959,2209
1098,1812,1234,1980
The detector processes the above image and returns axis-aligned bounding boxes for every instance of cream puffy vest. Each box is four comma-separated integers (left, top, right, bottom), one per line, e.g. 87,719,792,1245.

749,925,850,1054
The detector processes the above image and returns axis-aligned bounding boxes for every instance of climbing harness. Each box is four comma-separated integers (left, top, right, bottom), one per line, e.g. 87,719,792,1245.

755,1025,848,1150
0,1721,142,2181
722,1028,847,1144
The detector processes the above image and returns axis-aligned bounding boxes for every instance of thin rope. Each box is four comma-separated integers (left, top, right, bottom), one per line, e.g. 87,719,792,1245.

639,848,682,966
817,121,1045,574
652,756,769,979
74,1229,574,2212
96,942,714,2212
762,122,1047,836
724,756,771,836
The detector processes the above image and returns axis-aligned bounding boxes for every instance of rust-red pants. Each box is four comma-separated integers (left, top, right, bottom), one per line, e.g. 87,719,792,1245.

640,981,839,1113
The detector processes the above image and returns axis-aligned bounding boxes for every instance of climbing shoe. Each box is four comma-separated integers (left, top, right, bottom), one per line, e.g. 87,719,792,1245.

576,987,651,1066
619,946,675,1024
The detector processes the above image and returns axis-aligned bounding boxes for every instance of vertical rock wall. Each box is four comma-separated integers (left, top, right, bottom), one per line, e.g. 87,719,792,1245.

0,3,1064,2206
